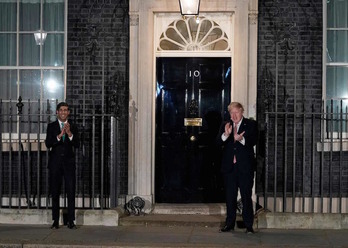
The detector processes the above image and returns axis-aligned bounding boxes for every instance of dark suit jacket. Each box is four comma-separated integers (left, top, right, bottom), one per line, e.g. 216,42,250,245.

45,120,79,168
216,118,257,174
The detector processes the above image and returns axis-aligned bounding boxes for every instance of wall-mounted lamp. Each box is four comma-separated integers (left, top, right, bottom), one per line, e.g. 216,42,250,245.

34,31,47,45
179,0,200,17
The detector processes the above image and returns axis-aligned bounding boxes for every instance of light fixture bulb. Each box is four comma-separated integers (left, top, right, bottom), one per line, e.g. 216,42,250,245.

34,31,47,45
195,16,200,23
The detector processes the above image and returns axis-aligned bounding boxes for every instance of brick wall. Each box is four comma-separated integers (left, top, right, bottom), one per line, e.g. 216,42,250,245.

67,0,129,197
257,0,323,115
256,0,326,195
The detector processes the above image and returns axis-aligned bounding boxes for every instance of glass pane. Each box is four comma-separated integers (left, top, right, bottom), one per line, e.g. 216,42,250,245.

19,0,40,31
43,0,64,31
43,99,59,123
43,69,64,101
327,31,348,63
165,28,186,45
0,101,17,133
0,34,16,66
21,100,39,133
200,28,222,45
176,20,189,42
326,66,348,99
203,39,229,51
19,34,40,66
327,0,348,28
19,70,41,100
198,19,213,42
43,34,64,66
159,40,183,50
325,99,348,133
0,70,17,100
0,1,17,31
188,17,198,41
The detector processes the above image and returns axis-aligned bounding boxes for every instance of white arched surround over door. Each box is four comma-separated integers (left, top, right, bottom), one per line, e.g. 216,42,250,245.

128,0,258,211
155,14,233,54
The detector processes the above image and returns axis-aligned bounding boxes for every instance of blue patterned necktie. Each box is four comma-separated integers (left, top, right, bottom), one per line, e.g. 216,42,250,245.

61,122,65,141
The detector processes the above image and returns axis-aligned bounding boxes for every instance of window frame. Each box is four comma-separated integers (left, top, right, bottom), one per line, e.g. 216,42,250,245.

323,0,348,142
0,0,67,139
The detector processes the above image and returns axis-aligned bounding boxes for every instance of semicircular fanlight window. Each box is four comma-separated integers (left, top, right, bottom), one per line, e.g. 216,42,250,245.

158,16,230,51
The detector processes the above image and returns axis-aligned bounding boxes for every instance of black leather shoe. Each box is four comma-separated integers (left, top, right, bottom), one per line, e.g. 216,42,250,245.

50,220,59,229
245,227,255,234
219,225,234,233
67,221,77,229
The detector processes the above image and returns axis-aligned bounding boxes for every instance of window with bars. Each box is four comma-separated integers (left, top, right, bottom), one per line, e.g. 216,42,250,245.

324,0,348,135
0,0,66,136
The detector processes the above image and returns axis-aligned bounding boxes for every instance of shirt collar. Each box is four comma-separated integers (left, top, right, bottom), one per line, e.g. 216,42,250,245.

234,117,243,128
58,119,67,126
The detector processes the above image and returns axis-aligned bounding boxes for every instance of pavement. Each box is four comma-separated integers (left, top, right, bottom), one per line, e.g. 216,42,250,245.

0,217,347,248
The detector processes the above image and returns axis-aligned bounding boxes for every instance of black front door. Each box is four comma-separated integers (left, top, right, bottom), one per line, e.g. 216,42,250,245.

155,57,231,203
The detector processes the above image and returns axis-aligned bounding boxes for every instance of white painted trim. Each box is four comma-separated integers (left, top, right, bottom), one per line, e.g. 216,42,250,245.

129,0,258,207
322,0,327,100
156,51,232,57
317,140,348,152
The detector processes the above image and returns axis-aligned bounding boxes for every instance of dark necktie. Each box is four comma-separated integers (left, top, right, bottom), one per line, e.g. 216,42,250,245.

233,124,237,164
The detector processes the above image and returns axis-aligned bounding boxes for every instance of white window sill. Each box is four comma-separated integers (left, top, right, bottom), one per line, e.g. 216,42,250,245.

1,140,47,152
317,139,348,152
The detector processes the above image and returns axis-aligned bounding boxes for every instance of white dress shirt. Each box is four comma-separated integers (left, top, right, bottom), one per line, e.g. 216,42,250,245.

56,120,73,141
221,118,245,145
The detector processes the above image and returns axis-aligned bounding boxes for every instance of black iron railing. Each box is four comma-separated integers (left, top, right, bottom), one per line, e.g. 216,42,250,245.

260,100,348,213
0,97,120,210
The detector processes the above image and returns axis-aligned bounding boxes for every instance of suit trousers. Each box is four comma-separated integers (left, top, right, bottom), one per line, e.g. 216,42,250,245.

49,157,76,222
223,168,254,228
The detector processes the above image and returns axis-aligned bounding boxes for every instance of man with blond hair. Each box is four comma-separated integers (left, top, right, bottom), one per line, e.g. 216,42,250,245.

216,102,257,234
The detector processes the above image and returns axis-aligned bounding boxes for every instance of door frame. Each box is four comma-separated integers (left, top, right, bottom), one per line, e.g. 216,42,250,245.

128,0,258,212
152,13,235,204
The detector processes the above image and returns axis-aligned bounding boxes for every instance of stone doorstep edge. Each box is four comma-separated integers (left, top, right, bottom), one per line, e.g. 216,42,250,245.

0,207,123,226
1,208,347,229
256,212,348,229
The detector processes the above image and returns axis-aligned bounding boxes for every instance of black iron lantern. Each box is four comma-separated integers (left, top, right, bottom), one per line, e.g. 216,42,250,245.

179,0,200,16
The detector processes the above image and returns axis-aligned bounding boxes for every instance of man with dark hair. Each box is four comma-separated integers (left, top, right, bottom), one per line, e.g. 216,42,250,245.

45,102,79,229
216,102,257,234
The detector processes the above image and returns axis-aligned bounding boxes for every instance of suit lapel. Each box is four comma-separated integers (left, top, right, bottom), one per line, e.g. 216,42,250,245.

55,120,60,132
238,118,248,134
52,120,62,137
